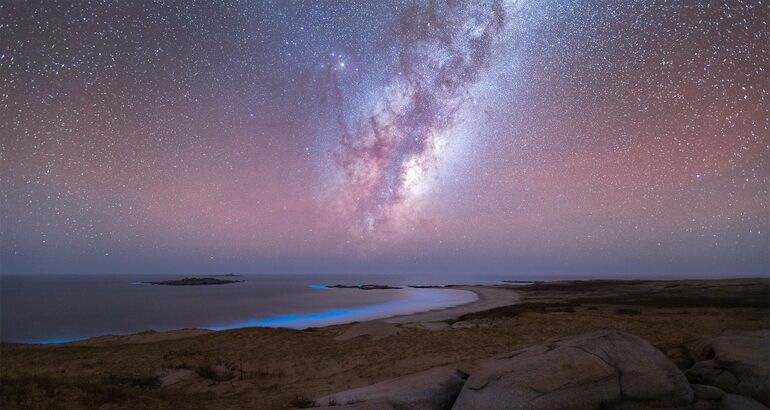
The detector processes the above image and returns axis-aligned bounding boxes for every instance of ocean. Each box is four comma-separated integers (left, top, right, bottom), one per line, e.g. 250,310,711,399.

0,273,513,344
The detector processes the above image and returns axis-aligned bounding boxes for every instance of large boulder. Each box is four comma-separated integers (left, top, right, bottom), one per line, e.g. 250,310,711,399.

685,329,769,405
315,366,468,409
720,394,768,410
452,330,693,409
692,383,726,400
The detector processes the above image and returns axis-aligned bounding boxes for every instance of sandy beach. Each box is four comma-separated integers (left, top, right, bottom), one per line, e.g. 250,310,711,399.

385,285,521,324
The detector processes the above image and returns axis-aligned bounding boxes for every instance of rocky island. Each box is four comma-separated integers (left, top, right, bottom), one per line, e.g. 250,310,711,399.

144,277,242,286
325,284,402,290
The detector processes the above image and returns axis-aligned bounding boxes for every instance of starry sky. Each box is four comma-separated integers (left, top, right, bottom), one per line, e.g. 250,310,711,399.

1,0,768,277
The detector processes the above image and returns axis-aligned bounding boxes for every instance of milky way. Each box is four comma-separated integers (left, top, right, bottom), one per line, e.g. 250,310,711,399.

1,0,768,276
332,0,506,238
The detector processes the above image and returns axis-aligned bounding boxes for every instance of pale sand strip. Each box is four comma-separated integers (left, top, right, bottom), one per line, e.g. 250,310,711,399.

71,286,521,345
384,285,521,324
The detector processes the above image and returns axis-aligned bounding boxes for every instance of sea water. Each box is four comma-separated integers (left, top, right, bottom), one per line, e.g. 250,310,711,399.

0,273,507,344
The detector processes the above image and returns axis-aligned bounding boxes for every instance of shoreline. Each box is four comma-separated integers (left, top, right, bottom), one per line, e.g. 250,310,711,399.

203,286,480,332
13,285,503,345
384,285,521,324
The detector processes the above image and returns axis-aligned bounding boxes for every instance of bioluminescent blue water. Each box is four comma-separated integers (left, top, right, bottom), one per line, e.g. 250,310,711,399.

30,337,85,345
207,288,475,330
1,273,492,344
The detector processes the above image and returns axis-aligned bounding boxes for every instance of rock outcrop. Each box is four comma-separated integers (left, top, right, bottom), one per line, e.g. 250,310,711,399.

692,383,726,400
720,394,768,410
313,329,770,409
451,330,693,409
315,366,468,409
685,329,769,406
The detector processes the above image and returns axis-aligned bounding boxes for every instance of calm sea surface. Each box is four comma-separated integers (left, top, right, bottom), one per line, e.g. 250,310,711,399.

0,273,513,344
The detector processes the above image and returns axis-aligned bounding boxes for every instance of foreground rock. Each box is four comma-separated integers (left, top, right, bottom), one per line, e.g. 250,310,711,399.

315,366,468,409
685,329,769,405
720,394,768,410
452,330,693,409
692,383,726,400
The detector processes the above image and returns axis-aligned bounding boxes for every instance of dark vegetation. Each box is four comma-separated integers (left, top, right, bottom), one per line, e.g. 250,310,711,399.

289,395,317,408
105,374,160,388
517,279,769,308
513,280,650,292
454,302,579,322
0,375,214,410
615,308,642,315
573,292,770,309
456,279,770,322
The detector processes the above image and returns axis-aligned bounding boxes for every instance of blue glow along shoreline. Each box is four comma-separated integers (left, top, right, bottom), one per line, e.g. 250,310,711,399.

206,287,477,331
18,287,478,345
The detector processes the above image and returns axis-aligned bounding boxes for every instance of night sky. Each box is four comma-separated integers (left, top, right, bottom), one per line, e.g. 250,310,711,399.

2,0,768,277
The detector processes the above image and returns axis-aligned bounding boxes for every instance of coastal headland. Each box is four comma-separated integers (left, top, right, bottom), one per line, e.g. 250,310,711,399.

1,278,768,409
